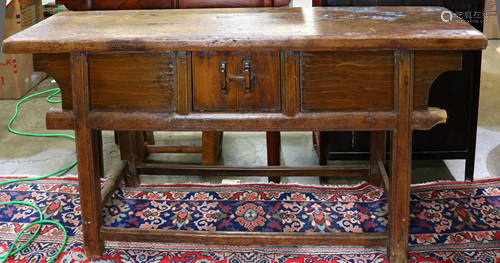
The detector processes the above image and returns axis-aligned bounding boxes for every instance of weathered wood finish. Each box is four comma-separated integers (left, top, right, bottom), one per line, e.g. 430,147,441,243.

315,0,484,182
9,7,487,261
33,53,72,109
57,0,291,11
175,51,191,115
369,131,386,187
388,50,413,263
282,51,300,117
4,8,487,54
412,107,447,130
101,160,128,207
301,51,394,111
413,51,463,110
71,52,104,257
193,51,280,112
46,107,446,131
301,51,463,112
267,131,281,183
117,131,141,187
201,131,223,165
90,52,176,111
101,226,388,246
35,52,176,111
378,161,390,195
147,145,203,153
37,52,221,164
87,111,399,131
137,163,369,177
38,50,462,114
45,108,75,129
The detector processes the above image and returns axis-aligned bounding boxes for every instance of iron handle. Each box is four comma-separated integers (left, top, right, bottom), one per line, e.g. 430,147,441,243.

243,60,251,93
220,61,227,94
221,60,255,94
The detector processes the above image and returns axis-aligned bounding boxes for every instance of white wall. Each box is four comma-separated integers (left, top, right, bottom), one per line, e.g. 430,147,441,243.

290,0,312,7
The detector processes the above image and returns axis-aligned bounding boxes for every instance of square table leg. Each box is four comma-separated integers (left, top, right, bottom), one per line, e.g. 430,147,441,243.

71,52,105,257
388,50,414,262
369,131,386,187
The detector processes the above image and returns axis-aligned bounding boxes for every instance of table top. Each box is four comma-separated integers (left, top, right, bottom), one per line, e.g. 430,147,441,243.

3,7,487,54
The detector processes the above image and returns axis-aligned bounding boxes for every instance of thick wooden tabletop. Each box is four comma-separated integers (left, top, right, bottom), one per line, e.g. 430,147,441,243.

3,7,487,54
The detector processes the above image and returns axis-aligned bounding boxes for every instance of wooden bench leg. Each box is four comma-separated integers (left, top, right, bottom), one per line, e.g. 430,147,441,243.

267,131,281,183
369,131,386,187
318,132,329,184
72,52,105,258
97,130,104,178
117,131,141,187
202,131,223,165
388,50,413,263
143,131,155,146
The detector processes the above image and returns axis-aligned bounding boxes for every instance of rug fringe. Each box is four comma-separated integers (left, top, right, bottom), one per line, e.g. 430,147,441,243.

133,180,371,189
410,180,455,187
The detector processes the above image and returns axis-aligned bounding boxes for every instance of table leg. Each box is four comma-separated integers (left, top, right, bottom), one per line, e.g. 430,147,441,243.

267,131,281,183
117,131,141,187
369,131,386,187
71,52,105,257
319,131,329,184
388,50,413,262
202,131,223,165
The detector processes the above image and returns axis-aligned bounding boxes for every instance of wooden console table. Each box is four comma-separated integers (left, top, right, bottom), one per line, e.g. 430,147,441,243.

3,7,487,262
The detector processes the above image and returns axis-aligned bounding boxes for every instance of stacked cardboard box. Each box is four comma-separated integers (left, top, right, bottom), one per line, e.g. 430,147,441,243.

484,0,500,39
0,0,46,99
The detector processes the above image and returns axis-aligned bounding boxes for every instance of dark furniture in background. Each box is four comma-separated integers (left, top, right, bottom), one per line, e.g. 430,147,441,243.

313,0,485,181
58,0,291,10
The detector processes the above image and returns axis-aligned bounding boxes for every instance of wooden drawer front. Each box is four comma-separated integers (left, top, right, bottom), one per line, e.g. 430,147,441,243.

89,52,175,111
301,51,394,112
193,51,280,112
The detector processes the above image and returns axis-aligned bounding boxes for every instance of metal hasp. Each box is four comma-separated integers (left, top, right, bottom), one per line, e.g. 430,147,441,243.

219,59,255,94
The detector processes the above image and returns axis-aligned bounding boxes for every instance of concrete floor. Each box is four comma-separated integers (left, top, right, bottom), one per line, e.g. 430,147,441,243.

1,40,499,185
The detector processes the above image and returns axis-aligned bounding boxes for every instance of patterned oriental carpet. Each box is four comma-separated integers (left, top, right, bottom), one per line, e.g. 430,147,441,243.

0,176,500,263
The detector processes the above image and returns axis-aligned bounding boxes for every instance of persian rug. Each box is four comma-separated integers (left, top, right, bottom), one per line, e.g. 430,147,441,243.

0,176,500,263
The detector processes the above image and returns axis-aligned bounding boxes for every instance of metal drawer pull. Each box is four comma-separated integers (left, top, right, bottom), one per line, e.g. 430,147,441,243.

220,61,227,94
243,60,252,93
220,60,255,94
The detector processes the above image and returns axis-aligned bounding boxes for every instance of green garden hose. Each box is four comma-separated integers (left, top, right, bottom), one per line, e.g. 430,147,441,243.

1,88,74,262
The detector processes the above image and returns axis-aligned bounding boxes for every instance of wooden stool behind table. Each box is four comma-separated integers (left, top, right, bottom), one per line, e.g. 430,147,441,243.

37,0,291,184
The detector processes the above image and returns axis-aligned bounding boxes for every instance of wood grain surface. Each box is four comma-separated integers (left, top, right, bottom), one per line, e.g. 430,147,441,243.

3,7,487,54
101,226,388,247
301,51,395,111
192,51,280,112
71,52,105,257
34,52,176,111
89,52,176,111
413,50,463,110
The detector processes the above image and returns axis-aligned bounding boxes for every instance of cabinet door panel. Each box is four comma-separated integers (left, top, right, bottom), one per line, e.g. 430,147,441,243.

192,51,280,112
192,51,237,111
234,52,280,111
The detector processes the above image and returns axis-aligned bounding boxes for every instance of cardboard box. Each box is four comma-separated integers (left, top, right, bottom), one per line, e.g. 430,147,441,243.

484,0,500,39
0,0,46,100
